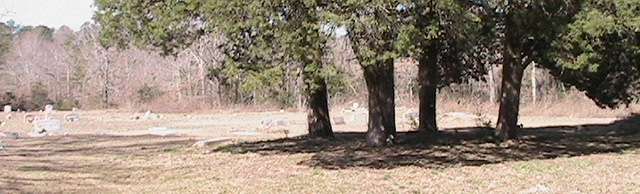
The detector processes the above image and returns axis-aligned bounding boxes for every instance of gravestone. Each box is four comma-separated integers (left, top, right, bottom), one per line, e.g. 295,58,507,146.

192,138,231,148
405,112,419,124
351,103,360,111
142,111,160,120
44,104,54,112
3,105,11,113
64,113,80,122
148,127,178,136
24,114,37,123
260,118,288,129
32,119,65,136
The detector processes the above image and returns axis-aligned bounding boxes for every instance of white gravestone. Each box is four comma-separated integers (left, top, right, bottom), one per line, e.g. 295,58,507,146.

44,104,54,112
3,105,11,113
32,119,65,136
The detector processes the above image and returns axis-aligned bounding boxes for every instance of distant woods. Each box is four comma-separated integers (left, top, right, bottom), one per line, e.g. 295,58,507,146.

0,21,556,112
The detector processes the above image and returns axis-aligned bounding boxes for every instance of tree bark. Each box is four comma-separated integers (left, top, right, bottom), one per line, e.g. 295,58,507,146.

363,61,396,147
417,50,439,136
496,49,526,141
304,70,334,139
488,65,497,103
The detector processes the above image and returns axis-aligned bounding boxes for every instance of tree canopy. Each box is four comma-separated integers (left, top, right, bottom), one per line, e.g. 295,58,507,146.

549,0,640,108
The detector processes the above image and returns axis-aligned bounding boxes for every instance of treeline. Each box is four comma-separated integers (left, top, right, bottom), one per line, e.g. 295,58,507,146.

1,0,638,146
0,19,562,112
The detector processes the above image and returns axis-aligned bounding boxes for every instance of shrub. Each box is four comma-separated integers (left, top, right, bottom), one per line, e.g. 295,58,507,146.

137,84,164,103
0,92,16,107
56,98,80,111
30,82,53,109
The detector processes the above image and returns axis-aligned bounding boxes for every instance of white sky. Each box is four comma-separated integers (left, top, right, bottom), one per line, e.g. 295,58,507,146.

0,0,95,31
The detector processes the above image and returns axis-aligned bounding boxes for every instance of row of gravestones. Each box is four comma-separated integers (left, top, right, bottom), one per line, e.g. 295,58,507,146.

2,104,81,137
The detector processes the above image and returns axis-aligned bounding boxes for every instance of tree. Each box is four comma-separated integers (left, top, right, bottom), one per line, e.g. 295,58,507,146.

0,23,10,65
476,0,581,140
397,0,486,137
277,0,335,138
95,0,336,138
201,0,336,138
0,23,12,93
548,0,640,108
330,0,403,146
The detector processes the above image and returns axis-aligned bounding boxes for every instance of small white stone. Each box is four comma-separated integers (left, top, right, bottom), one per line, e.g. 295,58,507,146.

523,184,552,194
192,138,231,148
44,104,54,112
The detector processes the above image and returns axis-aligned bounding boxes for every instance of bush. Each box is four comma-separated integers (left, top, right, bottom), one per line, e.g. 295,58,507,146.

0,92,16,107
56,98,80,111
137,84,164,104
30,82,53,109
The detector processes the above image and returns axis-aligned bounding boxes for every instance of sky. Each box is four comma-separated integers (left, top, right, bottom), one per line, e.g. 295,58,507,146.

0,0,95,31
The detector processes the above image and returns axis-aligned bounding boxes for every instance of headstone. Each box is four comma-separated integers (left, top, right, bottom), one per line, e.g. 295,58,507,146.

405,112,419,124
148,127,177,136
32,119,64,135
64,113,80,122
192,138,231,148
260,118,288,129
44,104,54,113
351,103,360,111
24,114,36,123
3,105,11,113
405,112,419,120
142,111,160,120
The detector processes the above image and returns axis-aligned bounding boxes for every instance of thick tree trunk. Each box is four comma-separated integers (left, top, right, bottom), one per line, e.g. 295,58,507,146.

363,61,396,147
417,53,439,136
496,49,526,141
305,76,334,139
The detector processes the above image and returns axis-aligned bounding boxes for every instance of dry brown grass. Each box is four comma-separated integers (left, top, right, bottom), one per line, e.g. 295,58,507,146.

1,115,640,193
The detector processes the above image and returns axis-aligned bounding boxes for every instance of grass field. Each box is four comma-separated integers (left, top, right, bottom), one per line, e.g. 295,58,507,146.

1,109,640,193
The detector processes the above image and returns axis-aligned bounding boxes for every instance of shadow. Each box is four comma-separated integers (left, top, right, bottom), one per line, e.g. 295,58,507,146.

214,114,640,170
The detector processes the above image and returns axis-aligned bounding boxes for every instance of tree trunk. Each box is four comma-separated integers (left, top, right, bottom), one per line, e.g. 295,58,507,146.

304,71,334,139
363,61,396,147
417,52,439,136
496,49,526,141
488,65,497,103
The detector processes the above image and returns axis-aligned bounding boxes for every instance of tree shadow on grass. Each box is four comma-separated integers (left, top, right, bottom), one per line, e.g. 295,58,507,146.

214,114,640,170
